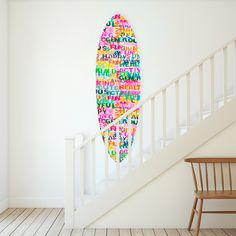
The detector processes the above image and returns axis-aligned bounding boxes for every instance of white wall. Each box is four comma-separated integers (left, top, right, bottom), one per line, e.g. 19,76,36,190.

91,122,236,228
9,0,236,209
0,0,8,212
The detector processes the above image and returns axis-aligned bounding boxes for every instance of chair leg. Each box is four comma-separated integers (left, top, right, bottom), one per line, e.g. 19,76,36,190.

195,199,203,236
188,197,198,231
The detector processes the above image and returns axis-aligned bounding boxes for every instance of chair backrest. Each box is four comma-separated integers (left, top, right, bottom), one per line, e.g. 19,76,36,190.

185,158,236,192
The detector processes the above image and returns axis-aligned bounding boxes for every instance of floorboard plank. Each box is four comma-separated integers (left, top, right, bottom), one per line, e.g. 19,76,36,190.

46,209,64,236
71,228,84,236
107,229,119,236
131,229,143,236
0,208,16,223
94,229,106,236
1,208,34,235
59,226,72,236
211,229,228,236
222,229,236,236
177,229,192,236
84,229,96,236
199,230,207,236
154,229,167,236
200,229,217,236
190,230,204,236
120,229,132,236
23,208,52,236
142,229,155,236
34,208,61,236
11,209,43,236
0,208,25,233
165,229,180,236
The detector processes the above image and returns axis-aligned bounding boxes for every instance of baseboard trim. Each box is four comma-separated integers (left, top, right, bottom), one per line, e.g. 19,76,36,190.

0,199,9,213
9,198,64,208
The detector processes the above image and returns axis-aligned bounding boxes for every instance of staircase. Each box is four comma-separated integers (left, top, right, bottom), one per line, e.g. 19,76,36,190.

65,37,236,228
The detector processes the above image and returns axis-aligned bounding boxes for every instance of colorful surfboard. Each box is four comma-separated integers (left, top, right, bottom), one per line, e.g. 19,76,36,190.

96,14,141,162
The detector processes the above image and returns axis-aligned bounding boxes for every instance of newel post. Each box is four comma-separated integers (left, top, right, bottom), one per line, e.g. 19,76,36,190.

65,134,84,228
65,136,75,228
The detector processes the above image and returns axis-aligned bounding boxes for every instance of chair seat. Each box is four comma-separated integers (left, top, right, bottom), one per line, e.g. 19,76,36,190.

195,190,236,199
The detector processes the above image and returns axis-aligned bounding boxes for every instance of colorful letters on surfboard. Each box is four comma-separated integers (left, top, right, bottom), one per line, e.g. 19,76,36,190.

96,14,141,162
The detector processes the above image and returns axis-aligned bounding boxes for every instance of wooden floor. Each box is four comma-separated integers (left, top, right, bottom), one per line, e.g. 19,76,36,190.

0,209,235,236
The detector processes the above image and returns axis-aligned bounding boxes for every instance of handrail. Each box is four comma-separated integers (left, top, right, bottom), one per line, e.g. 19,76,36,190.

77,36,236,150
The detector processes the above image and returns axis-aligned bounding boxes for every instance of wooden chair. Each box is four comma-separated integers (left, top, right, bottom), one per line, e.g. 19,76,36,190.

185,158,236,236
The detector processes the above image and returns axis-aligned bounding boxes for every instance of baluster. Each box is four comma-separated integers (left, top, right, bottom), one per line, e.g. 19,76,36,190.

162,89,166,147
65,137,75,227
104,130,109,185
150,97,155,157
175,80,179,138
116,122,120,178
91,139,95,195
75,135,84,205
128,114,132,172
235,40,236,96
210,56,215,113
223,47,228,104
79,146,85,204
199,64,203,121
186,73,190,130
139,106,143,164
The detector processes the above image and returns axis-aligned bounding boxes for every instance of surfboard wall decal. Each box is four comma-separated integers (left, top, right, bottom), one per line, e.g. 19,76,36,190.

96,14,141,162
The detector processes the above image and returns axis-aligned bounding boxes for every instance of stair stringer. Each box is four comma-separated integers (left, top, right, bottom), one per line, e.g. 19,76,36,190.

74,98,236,228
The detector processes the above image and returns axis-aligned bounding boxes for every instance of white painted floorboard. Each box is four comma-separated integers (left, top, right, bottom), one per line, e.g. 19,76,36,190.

0,208,235,236
11,209,43,236
131,229,143,236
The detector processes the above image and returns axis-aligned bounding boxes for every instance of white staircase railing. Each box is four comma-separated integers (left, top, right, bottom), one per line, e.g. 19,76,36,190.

65,37,236,227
